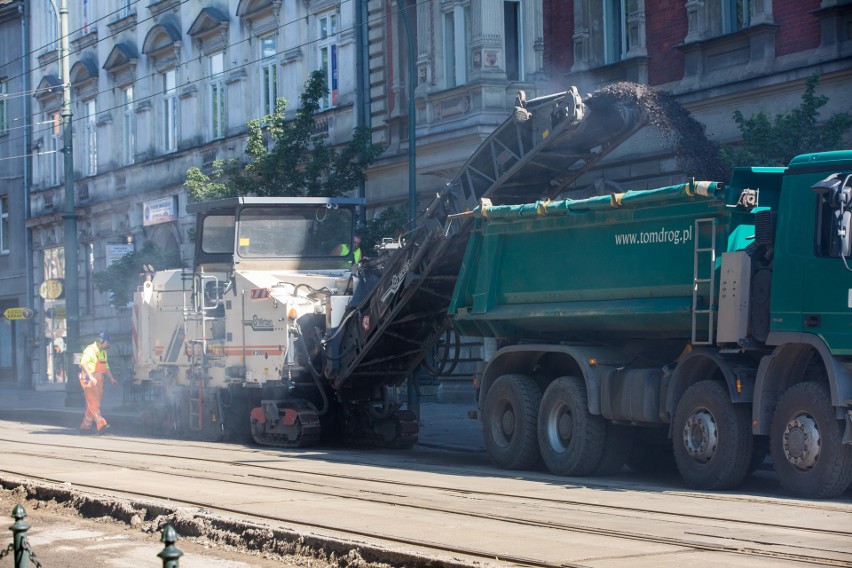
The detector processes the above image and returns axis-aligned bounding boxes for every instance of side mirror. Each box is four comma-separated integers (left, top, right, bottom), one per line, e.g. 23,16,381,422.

811,173,841,195
815,173,852,260
813,173,852,208
832,210,852,258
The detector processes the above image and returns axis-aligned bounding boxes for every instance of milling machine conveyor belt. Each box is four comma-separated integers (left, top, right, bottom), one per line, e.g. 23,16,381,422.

324,87,648,391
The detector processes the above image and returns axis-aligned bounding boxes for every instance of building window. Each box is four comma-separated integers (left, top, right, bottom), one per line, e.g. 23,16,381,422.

162,69,178,153
0,196,8,254
210,52,226,139
604,0,628,64
722,0,750,34
397,0,417,112
259,36,278,117
81,0,92,34
48,112,62,187
504,0,522,80
85,242,94,314
317,13,338,109
46,0,58,51
122,86,135,165
119,0,132,19
0,80,7,135
443,4,470,88
83,99,97,176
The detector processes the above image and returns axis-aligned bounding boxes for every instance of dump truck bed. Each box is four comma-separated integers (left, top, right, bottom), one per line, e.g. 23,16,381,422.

448,182,761,342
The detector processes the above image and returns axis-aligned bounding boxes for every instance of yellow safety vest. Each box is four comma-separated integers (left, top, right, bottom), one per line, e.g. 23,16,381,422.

339,244,361,263
80,342,109,376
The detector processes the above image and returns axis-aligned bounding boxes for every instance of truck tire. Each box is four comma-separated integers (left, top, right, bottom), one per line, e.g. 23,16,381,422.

673,380,752,490
770,382,852,499
483,374,542,470
537,376,606,476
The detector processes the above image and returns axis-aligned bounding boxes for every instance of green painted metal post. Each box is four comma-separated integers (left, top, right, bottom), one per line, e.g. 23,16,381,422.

158,524,183,567
397,0,420,421
10,505,30,568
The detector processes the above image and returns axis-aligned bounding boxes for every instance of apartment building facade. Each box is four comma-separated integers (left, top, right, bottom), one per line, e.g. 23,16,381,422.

17,0,547,387
539,0,852,192
10,0,852,387
0,0,29,387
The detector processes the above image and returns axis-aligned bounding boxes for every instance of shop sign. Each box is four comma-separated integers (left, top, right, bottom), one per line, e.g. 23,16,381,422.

107,243,135,266
143,196,177,227
39,278,65,300
3,307,34,320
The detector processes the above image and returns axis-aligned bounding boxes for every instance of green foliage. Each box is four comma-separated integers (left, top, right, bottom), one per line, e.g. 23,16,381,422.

358,206,411,254
724,74,852,168
185,70,385,201
93,241,183,310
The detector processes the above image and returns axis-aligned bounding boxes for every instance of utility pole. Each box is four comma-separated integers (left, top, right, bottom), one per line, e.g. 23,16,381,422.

58,0,82,407
396,0,419,419
396,0,417,230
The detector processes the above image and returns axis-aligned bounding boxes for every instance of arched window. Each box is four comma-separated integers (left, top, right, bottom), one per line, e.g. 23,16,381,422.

143,21,182,154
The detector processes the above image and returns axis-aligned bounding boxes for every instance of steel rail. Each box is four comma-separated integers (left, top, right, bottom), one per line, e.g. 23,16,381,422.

1,438,850,566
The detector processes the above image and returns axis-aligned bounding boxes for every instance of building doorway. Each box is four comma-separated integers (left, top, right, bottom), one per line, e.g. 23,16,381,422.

0,300,18,383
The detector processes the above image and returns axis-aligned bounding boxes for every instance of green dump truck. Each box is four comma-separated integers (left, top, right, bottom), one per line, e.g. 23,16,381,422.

449,153,852,499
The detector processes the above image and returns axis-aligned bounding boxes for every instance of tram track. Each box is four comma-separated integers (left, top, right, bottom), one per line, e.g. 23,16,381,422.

1,429,851,567
1,434,850,524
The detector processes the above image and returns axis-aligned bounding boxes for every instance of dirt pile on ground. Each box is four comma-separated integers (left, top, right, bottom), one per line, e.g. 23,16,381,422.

587,82,731,182
0,479,452,568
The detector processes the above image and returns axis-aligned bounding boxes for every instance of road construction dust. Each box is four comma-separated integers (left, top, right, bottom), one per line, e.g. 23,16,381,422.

588,82,731,182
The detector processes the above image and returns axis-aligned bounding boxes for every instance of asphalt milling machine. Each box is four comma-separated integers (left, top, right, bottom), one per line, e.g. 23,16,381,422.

132,85,646,450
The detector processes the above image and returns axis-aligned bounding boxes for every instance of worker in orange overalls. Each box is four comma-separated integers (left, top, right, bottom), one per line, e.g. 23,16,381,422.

79,332,118,434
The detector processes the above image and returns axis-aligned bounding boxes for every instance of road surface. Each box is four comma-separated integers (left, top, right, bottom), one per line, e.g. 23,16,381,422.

1,419,850,567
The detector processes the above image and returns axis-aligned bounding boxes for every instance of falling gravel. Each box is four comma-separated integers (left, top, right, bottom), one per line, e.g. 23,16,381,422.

587,82,731,182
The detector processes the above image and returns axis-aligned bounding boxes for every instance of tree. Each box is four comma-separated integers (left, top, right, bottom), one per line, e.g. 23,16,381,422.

724,73,851,168
358,205,411,253
185,70,385,201
93,241,183,310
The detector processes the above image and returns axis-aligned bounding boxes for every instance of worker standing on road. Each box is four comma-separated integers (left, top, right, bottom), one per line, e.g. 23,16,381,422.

79,332,118,435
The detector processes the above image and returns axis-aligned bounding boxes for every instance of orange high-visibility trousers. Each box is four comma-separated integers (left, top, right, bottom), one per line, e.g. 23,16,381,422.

79,357,109,431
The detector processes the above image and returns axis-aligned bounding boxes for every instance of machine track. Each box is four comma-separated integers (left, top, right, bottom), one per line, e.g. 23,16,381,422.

250,401,322,448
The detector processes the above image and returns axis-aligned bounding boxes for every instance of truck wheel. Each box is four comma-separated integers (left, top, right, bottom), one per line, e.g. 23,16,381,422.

673,380,752,490
770,382,852,499
538,376,606,476
483,374,542,470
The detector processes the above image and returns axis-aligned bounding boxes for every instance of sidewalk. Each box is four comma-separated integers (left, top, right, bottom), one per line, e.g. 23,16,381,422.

0,384,485,453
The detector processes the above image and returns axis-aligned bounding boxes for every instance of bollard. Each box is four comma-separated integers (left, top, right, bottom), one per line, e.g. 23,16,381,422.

6,505,40,568
10,505,29,568
158,524,183,568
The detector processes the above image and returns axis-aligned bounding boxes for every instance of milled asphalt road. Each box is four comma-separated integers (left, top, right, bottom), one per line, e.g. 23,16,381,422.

0,382,486,452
